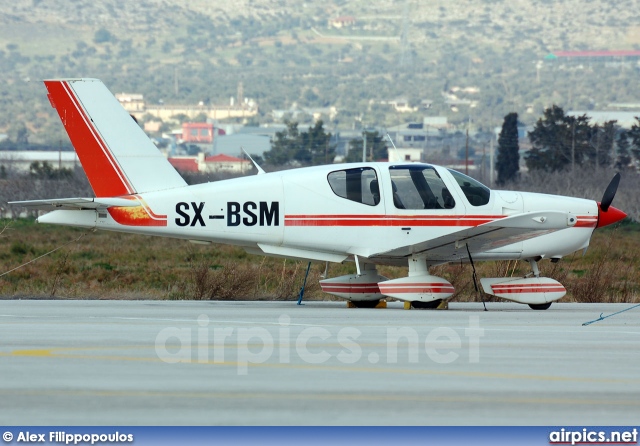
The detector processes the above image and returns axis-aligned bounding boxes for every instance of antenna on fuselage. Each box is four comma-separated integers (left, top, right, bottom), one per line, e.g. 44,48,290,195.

386,133,399,162
241,147,266,175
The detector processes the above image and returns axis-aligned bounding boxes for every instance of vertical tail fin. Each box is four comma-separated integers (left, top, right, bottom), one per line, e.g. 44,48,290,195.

45,78,187,197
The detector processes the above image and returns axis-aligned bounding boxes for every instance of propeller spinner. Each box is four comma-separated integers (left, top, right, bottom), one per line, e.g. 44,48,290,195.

597,173,627,228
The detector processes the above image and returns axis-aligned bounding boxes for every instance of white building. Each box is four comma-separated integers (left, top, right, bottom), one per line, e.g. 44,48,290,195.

0,150,79,173
387,147,423,163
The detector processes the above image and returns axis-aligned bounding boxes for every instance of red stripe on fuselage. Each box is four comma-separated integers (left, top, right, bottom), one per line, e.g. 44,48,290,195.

44,81,133,197
284,215,504,227
574,216,598,228
286,215,504,219
107,206,168,227
132,194,167,220
106,194,167,227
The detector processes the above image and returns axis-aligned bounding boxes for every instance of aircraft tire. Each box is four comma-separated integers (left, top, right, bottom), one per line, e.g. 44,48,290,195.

351,300,380,308
528,302,552,310
411,299,443,309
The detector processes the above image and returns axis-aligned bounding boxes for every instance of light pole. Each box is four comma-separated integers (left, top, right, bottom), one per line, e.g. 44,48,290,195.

489,132,494,186
362,131,367,162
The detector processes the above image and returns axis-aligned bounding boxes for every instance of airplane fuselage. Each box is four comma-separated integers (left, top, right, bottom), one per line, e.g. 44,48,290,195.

39,162,599,266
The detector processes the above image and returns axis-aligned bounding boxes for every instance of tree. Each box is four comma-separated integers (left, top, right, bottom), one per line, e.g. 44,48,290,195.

93,28,115,44
345,131,388,162
628,117,640,164
264,121,300,165
14,122,28,144
185,144,201,156
171,113,190,124
586,121,616,169
300,120,335,165
192,113,208,123
525,105,592,172
615,130,632,170
264,120,335,166
495,112,519,185
29,162,73,180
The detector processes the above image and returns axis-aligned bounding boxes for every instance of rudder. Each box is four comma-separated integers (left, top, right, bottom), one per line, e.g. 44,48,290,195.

45,78,186,197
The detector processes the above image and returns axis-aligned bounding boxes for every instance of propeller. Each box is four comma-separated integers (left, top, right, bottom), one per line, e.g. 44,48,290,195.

596,173,627,228
600,173,621,212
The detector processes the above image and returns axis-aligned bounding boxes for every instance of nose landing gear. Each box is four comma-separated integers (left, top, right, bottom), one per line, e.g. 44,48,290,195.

479,259,564,310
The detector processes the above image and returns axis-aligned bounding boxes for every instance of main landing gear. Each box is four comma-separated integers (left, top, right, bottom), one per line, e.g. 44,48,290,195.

528,302,553,310
319,256,453,309
410,299,443,309
319,262,387,308
350,299,382,309
320,256,565,311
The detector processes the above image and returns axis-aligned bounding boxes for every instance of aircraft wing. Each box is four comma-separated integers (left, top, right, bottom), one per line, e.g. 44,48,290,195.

8,197,140,211
373,210,576,262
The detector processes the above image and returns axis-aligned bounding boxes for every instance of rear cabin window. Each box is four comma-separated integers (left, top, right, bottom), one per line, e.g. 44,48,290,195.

389,165,456,210
447,169,491,206
328,167,380,206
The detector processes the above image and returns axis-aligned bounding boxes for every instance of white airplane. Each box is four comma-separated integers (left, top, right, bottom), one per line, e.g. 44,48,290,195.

11,79,627,310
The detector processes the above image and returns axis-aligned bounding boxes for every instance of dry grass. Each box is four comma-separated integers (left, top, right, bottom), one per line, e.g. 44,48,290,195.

0,219,638,302
175,259,256,300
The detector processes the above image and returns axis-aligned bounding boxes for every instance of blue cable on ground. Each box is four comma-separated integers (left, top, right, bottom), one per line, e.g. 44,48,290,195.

582,302,640,326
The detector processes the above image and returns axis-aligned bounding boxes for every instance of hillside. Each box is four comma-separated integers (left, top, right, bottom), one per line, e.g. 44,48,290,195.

0,0,639,143
4,0,638,51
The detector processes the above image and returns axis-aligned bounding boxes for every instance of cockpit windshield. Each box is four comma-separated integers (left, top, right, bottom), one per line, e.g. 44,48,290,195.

389,165,455,209
447,169,491,206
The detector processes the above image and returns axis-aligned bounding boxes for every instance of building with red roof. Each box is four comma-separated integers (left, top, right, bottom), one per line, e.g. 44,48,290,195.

167,157,199,173
204,154,251,173
328,16,356,28
167,153,251,174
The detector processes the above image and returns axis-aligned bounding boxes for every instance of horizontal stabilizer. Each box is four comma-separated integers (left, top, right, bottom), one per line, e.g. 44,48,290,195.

9,197,140,211
37,209,97,228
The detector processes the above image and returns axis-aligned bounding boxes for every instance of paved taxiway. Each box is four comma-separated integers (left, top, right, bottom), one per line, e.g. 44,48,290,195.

0,300,638,425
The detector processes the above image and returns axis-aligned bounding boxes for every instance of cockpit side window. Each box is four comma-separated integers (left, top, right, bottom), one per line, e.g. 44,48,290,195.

389,165,455,210
328,167,379,206
447,169,491,206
